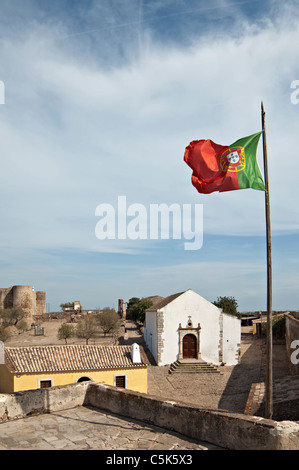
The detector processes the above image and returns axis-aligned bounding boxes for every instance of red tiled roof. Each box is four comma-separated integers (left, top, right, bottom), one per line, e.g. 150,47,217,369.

4,345,148,373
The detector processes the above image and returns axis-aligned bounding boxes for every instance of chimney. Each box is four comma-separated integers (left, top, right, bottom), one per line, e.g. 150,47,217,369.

131,343,141,364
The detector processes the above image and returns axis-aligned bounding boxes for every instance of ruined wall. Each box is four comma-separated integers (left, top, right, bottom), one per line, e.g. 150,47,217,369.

118,299,126,320
0,287,13,310
35,291,46,316
0,285,46,323
13,285,35,319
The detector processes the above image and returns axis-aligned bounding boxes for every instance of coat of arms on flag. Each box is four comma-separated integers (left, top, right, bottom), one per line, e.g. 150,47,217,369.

220,146,246,173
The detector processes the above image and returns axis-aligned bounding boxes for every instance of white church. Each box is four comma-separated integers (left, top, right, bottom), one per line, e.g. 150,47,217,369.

144,289,241,367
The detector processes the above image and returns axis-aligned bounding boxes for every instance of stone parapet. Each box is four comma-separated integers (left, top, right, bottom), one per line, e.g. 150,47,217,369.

1,381,299,450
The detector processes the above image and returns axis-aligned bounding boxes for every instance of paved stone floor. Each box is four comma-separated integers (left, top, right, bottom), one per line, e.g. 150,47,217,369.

145,332,291,415
0,406,223,450
0,323,292,450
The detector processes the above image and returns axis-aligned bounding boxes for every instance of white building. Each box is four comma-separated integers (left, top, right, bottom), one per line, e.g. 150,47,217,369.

144,289,241,367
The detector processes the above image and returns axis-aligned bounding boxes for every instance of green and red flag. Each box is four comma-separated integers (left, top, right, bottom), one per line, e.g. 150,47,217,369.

184,132,265,194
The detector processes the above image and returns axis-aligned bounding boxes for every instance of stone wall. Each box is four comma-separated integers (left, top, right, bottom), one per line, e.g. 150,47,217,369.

246,376,299,421
0,285,46,323
0,382,89,420
118,299,126,320
0,287,13,309
156,310,164,365
1,382,299,450
35,291,46,316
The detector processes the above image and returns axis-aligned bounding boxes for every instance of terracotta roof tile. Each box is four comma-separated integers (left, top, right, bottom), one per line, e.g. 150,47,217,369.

4,345,149,373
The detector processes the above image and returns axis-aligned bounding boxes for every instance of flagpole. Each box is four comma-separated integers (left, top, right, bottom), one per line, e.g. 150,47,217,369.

261,101,273,419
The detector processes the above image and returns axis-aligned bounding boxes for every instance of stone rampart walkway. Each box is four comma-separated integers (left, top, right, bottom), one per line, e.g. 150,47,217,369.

0,405,223,450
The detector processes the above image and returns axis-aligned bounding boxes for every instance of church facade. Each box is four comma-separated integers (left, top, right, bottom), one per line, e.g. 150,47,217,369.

144,289,241,367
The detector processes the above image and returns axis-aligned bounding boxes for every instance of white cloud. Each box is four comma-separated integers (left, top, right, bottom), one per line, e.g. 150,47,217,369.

0,1,298,309
27,10,299,244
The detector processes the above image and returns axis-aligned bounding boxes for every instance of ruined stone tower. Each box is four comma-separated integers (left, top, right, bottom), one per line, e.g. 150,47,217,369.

0,285,46,324
118,299,126,320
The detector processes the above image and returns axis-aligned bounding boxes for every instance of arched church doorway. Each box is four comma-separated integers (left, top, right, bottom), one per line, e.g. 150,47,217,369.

183,334,197,359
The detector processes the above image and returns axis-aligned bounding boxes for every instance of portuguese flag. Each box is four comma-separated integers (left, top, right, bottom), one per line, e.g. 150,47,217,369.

184,132,265,194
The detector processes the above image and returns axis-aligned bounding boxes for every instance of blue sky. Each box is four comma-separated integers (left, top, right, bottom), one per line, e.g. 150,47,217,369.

0,0,298,312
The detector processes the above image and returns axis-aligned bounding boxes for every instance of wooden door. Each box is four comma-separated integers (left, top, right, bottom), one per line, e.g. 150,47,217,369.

183,334,197,359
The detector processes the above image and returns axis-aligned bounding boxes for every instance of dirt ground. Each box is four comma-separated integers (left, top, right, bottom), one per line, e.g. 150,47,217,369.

5,318,119,347
146,327,291,414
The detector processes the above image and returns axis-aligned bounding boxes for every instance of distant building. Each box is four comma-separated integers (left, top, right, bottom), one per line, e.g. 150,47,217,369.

0,344,148,394
72,301,82,313
0,285,46,323
144,289,241,367
62,301,82,313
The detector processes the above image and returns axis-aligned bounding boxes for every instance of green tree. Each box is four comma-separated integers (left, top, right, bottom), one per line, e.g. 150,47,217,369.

60,302,74,311
75,318,98,344
0,307,26,327
127,297,140,316
58,323,75,344
213,296,240,318
0,325,10,342
16,319,28,333
97,307,121,337
261,315,285,339
129,299,153,323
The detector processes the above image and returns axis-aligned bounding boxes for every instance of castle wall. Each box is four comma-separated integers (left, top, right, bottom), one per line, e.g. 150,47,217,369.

0,285,46,322
0,288,13,310
35,291,46,316
12,285,35,319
